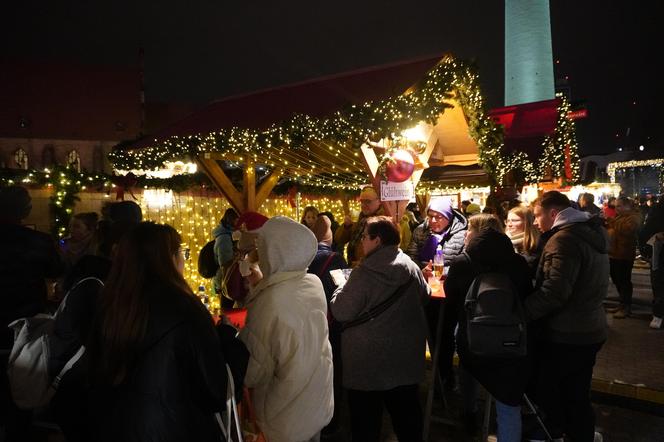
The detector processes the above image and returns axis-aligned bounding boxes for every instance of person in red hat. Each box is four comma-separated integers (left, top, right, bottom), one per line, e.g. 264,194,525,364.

220,212,269,304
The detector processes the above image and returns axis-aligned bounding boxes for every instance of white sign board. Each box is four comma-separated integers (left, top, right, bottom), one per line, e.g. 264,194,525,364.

380,180,415,201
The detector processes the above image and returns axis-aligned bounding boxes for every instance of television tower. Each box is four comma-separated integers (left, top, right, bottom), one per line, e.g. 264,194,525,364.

504,0,555,106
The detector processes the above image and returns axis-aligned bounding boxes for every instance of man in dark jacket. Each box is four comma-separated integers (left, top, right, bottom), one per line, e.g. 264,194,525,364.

528,191,608,441
0,185,64,440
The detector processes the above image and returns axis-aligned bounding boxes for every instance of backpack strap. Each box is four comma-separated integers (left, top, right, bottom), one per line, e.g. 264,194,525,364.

56,277,104,317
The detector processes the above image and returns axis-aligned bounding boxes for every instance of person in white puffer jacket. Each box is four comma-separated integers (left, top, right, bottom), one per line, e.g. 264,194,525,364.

238,216,333,442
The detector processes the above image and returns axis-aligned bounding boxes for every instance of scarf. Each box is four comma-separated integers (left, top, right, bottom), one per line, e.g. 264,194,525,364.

508,231,524,253
418,230,445,263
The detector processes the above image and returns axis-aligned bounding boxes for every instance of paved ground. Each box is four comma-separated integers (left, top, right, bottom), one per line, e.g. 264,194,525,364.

595,261,664,396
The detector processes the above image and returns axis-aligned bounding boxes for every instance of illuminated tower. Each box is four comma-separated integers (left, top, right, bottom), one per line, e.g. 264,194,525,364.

505,0,555,106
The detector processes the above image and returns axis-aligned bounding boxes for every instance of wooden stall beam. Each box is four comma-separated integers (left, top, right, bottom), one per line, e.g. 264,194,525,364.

244,158,256,212
196,156,245,213
255,168,282,209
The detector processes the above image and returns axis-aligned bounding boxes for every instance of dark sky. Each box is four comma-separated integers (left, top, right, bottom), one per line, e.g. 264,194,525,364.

3,1,663,157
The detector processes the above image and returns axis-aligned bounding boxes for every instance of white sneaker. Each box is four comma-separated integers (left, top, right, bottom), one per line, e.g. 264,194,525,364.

595,431,604,442
650,316,663,329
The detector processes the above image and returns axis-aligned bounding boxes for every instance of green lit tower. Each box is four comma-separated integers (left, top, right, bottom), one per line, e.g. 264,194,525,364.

505,0,555,106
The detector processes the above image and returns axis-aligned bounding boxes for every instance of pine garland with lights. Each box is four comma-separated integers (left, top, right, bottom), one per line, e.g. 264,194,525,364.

108,57,578,189
108,57,502,184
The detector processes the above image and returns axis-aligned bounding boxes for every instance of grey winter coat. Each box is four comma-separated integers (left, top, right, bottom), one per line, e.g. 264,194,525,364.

330,245,429,391
406,209,468,268
525,208,609,345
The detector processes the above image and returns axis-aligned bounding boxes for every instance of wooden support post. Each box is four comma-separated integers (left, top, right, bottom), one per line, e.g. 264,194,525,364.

196,156,245,213
244,158,256,212
255,168,282,209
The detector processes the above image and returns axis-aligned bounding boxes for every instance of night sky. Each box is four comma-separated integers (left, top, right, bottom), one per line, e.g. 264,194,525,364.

3,1,662,156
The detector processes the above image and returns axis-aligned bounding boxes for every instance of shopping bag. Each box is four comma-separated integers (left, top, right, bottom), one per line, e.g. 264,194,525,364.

239,387,267,442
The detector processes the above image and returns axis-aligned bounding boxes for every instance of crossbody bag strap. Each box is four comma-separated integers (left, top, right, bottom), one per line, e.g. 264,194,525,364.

316,252,337,278
342,279,413,331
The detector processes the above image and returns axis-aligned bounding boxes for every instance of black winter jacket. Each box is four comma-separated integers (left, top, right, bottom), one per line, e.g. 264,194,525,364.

89,288,229,442
0,223,63,349
444,229,533,406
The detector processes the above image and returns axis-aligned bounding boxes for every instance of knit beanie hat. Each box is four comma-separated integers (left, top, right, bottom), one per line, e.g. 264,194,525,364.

235,211,269,253
427,198,454,221
235,211,269,231
312,215,333,245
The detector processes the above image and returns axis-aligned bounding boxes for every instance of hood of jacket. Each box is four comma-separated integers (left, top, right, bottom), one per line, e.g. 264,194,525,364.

439,209,468,239
552,207,591,229
547,209,607,254
256,216,317,279
212,222,233,238
465,229,516,268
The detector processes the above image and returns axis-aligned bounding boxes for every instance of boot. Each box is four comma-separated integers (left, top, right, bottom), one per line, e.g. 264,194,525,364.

613,306,631,319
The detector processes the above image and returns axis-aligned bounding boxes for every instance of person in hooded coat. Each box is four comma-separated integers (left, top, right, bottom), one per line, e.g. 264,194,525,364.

444,215,533,441
239,216,333,442
331,216,429,442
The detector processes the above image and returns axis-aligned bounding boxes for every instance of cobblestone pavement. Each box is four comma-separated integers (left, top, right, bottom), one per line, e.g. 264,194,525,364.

596,262,664,393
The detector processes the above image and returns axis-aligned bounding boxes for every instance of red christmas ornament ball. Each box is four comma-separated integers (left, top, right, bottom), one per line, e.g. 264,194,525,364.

385,149,415,182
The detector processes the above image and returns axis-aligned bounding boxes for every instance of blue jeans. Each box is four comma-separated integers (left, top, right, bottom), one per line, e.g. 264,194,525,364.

495,400,521,442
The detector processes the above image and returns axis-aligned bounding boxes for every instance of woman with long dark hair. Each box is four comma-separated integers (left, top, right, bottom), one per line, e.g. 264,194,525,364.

87,222,228,441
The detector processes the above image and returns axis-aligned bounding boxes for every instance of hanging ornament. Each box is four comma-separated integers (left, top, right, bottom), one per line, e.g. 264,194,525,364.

384,149,415,182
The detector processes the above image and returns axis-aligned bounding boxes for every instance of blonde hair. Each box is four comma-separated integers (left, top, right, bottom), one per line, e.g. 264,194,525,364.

468,213,504,234
508,205,540,254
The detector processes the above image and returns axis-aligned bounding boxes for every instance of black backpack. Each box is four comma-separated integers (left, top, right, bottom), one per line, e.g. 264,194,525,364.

463,255,527,358
198,239,219,278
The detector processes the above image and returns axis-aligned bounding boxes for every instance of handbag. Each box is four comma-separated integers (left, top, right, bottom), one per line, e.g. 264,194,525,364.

341,279,413,331
216,364,243,442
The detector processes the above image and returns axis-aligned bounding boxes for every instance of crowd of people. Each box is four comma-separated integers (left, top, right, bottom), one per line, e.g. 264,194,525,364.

1,182,664,442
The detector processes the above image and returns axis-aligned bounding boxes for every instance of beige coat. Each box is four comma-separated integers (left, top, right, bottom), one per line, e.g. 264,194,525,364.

239,217,333,442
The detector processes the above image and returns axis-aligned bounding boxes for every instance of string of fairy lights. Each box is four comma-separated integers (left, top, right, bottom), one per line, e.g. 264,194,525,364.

606,159,664,185
108,56,578,191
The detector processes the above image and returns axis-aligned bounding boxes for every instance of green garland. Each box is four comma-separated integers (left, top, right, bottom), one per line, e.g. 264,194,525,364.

108,56,578,188
0,167,220,237
108,57,501,179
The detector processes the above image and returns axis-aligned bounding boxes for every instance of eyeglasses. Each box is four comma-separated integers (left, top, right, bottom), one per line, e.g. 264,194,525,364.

427,213,446,222
180,245,190,260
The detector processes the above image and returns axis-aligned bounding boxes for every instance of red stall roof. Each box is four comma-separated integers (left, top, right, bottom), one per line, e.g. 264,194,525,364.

121,53,445,150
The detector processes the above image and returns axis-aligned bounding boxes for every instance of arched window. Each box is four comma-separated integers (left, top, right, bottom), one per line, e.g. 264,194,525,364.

14,148,28,170
66,149,81,172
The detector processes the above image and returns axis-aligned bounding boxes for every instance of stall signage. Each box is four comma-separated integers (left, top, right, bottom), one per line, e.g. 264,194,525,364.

380,180,414,201
567,109,588,120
